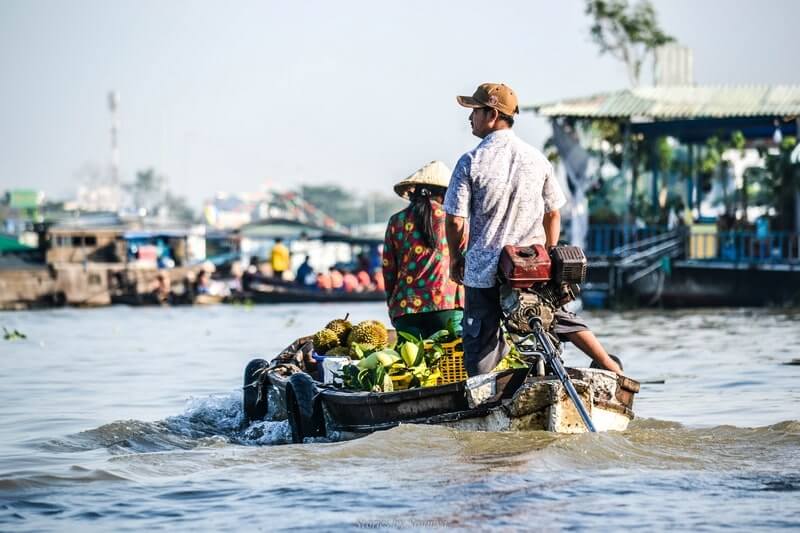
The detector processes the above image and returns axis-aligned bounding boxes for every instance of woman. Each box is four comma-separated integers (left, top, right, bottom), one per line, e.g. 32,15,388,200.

382,161,464,338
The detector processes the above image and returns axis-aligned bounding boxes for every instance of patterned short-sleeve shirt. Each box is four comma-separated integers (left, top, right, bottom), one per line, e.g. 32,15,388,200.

443,129,566,288
382,202,464,320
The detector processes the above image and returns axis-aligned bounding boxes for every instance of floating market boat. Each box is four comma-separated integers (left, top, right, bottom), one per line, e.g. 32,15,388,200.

239,284,385,304
233,271,385,304
242,334,640,443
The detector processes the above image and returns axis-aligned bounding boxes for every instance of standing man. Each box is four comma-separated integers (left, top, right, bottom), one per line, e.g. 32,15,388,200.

443,82,623,377
270,237,290,280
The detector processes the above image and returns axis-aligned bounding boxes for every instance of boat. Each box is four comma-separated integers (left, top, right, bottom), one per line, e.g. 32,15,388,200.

242,334,640,443
238,274,385,304
240,285,386,304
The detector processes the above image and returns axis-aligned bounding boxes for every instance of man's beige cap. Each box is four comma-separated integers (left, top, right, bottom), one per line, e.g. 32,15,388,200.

456,82,519,116
393,160,452,199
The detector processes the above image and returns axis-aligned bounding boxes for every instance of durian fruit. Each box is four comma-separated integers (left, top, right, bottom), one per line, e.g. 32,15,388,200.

325,314,352,345
348,320,389,350
325,346,350,357
313,328,339,354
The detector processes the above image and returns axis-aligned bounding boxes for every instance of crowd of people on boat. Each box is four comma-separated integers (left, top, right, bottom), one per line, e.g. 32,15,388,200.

238,242,384,295
312,265,385,294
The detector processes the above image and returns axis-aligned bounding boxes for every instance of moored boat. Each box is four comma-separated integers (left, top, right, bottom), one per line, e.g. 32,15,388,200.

239,284,385,304
242,335,640,443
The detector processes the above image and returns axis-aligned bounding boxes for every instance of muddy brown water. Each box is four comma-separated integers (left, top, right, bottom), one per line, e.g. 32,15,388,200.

0,305,798,530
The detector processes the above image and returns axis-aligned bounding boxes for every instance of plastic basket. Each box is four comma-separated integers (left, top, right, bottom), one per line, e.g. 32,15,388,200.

390,373,413,391
436,338,467,385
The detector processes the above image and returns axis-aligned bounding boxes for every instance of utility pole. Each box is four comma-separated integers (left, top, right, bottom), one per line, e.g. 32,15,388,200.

108,91,120,209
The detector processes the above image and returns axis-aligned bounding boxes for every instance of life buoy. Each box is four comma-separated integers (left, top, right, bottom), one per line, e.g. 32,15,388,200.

285,373,325,443
243,358,269,423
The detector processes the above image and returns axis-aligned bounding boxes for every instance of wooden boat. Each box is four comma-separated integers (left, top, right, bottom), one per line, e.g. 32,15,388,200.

238,276,385,304
110,290,224,306
242,335,640,443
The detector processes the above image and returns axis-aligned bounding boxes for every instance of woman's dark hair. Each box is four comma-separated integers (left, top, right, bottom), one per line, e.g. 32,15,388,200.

409,186,447,249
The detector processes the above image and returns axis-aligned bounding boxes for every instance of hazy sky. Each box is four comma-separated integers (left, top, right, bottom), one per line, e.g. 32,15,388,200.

1,0,798,207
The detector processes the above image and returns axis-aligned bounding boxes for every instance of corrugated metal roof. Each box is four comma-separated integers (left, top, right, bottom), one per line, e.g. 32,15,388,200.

525,85,800,119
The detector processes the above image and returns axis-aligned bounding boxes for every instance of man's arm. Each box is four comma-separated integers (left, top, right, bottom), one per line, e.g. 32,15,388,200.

445,214,466,285
543,209,561,248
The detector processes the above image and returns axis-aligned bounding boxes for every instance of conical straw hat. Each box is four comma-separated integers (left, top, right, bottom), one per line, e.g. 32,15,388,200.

393,160,452,199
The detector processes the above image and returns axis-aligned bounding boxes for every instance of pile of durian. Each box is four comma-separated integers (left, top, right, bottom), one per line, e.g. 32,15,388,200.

312,315,390,359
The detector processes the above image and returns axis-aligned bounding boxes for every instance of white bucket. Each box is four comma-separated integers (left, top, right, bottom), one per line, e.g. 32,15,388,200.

322,356,352,385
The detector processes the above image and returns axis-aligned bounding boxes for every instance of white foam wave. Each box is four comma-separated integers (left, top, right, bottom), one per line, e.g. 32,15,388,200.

240,419,292,445
165,390,289,446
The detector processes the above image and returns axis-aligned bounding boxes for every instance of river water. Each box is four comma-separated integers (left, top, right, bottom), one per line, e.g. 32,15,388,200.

0,304,798,531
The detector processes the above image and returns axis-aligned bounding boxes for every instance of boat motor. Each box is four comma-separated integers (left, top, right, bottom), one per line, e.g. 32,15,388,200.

497,244,597,432
498,244,587,336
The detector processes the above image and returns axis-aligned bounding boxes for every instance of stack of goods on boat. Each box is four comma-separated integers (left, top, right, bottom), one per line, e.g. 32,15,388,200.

310,315,526,393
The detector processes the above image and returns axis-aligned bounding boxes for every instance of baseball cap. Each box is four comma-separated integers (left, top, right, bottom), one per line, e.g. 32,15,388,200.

456,83,519,116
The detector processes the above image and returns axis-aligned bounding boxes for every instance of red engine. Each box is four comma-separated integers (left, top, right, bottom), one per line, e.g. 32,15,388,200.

498,244,552,287
499,244,587,287
498,245,588,334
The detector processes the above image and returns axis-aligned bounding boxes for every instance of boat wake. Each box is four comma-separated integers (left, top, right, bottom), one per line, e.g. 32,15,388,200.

36,392,290,456
31,393,800,475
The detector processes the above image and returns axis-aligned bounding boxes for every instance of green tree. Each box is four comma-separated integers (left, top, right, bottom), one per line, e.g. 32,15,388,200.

300,184,406,227
585,0,674,86
763,137,800,231
163,192,197,223
126,168,195,223
300,185,361,226
699,131,748,219
127,168,165,213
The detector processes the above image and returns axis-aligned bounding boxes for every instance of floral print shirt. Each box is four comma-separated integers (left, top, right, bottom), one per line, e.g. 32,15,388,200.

382,202,464,320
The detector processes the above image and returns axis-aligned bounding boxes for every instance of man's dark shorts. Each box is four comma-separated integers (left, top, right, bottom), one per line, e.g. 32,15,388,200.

462,285,589,376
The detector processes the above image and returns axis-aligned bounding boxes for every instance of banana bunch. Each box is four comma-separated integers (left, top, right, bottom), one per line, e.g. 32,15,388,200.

336,327,528,393
338,330,452,392
393,329,450,388
340,348,401,392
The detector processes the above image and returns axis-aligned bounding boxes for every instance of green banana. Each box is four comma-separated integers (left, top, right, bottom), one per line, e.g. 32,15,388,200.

357,353,380,370
400,342,419,367
373,349,401,367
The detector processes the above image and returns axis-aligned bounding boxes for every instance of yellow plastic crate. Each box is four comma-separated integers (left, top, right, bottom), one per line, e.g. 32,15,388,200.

436,338,467,385
390,373,413,391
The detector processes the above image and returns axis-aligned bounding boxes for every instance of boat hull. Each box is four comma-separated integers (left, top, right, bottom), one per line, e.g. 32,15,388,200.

246,337,639,440
239,286,385,304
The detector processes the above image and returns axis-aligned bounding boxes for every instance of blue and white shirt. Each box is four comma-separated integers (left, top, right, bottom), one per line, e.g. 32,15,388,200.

443,129,566,288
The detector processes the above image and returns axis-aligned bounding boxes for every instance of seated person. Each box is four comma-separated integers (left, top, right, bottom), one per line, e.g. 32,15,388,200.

296,255,314,287
329,267,344,291
373,268,385,293
151,273,172,304
316,271,332,292
195,270,211,295
356,269,372,290
342,270,359,293
383,161,464,339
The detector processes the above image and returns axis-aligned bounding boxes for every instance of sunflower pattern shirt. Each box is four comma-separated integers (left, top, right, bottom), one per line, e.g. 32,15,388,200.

382,202,464,320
